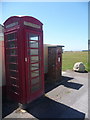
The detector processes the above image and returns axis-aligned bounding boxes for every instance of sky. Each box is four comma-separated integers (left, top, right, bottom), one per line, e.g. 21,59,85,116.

1,2,88,51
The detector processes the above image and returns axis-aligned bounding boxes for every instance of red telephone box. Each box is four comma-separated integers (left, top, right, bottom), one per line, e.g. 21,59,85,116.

4,16,44,104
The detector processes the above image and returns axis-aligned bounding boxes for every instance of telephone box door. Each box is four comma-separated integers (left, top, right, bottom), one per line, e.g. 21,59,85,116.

48,46,62,83
25,30,44,102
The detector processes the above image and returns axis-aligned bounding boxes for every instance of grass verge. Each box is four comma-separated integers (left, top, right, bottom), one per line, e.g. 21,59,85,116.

62,51,88,71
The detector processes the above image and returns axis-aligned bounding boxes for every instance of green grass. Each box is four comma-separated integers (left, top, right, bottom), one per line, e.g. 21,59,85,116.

62,51,88,71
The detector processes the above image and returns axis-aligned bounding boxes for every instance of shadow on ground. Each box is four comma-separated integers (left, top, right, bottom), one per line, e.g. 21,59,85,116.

61,76,83,90
45,76,83,93
26,96,85,119
2,100,18,118
2,76,83,118
74,70,88,73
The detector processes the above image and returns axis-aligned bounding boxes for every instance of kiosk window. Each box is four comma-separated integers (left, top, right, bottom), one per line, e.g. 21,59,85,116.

9,56,17,63
8,49,17,55
7,33,16,40
31,84,40,93
30,49,38,55
31,63,39,70
8,41,17,48
31,77,40,85
9,64,17,70
31,56,39,63
29,34,39,41
31,70,39,78
28,41,39,48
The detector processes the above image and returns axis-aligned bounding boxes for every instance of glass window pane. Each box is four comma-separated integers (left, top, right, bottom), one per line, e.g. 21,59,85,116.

11,86,17,92
8,41,17,48
28,49,39,55
29,34,39,40
10,71,17,77
31,70,39,78
31,63,39,70
11,78,17,85
31,56,39,63
31,84,40,93
9,64,17,70
8,49,17,55
28,49,38,55
28,41,39,48
10,49,17,55
9,56,17,63
7,33,16,40
31,77,39,85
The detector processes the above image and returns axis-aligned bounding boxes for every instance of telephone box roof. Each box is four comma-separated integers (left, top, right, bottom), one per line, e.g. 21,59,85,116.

4,16,43,26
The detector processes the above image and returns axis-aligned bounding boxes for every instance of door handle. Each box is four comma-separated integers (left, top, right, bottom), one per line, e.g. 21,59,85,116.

25,57,29,63
25,57,28,62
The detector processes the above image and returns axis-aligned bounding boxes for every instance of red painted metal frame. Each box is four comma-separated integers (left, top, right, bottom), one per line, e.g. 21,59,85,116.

4,16,44,104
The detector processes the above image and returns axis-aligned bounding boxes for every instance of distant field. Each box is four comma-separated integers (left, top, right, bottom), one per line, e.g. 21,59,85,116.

62,51,88,71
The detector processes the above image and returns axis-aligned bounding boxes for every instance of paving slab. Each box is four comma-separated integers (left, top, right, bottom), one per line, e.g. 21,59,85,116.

2,70,88,119
46,70,88,118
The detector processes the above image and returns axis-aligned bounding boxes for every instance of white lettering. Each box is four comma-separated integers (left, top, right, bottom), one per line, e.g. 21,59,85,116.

24,21,41,29
6,22,18,28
